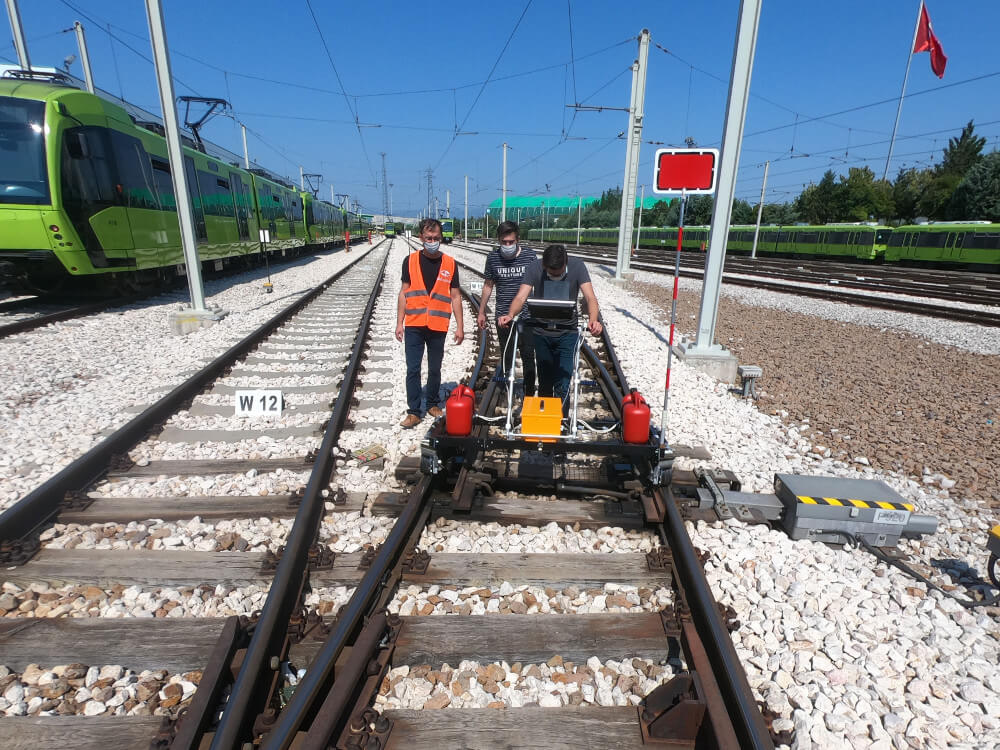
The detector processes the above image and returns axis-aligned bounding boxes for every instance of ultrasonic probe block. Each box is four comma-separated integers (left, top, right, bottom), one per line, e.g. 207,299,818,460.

774,473,937,547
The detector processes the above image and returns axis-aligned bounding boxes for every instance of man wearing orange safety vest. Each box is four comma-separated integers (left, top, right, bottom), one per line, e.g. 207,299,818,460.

395,218,465,428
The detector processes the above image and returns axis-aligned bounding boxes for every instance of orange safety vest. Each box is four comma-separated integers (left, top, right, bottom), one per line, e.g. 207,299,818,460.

404,252,455,331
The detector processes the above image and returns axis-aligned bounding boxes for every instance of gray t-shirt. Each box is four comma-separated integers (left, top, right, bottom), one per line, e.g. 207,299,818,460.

520,256,591,336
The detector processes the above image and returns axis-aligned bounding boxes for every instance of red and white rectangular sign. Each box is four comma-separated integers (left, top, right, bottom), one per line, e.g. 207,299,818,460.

652,148,719,195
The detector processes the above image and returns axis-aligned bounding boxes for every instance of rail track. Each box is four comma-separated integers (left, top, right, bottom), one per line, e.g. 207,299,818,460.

0,237,779,748
0,240,393,747
482,240,1000,327
0,240,362,341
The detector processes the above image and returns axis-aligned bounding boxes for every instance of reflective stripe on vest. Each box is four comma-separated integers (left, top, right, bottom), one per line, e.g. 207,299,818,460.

404,252,455,332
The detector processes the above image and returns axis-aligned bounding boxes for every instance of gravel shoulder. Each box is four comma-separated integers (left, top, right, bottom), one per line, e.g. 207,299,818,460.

631,275,1000,509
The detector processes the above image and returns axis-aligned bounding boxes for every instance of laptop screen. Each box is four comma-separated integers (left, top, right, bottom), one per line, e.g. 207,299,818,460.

525,297,576,322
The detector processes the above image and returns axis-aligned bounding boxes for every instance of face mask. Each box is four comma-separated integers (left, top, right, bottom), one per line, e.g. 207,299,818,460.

422,241,441,254
499,243,518,258
546,269,567,281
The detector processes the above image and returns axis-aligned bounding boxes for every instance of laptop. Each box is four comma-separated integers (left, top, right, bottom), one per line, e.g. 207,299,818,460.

525,298,577,322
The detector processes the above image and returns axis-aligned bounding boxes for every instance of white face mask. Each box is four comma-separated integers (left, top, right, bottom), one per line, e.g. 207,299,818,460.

422,241,441,255
499,243,518,258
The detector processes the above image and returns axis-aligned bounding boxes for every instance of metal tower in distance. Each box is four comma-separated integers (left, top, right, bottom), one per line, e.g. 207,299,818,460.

380,152,390,224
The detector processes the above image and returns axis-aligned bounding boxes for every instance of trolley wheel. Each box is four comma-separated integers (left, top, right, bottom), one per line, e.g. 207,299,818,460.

990,553,999,589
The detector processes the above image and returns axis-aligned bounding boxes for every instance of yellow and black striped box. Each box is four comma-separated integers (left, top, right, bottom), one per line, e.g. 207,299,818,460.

774,474,923,545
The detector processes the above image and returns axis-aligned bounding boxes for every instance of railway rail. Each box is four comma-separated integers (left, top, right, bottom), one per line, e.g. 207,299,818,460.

0,240,364,341
0,236,782,748
483,240,1000,327
0,240,393,747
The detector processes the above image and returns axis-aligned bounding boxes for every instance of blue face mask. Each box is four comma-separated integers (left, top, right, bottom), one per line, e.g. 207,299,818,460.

499,243,518,259
422,241,441,255
546,268,567,281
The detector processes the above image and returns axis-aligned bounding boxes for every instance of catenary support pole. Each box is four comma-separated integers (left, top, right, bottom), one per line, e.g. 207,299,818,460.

635,184,645,256
689,0,761,354
5,0,30,70
145,0,207,312
241,124,250,168
750,160,769,259
501,142,508,222
576,195,582,246
615,29,650,280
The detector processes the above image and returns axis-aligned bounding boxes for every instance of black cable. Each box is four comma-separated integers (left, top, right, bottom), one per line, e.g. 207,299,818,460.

303,0,375,184
825,529,1000,611
435,0,533,170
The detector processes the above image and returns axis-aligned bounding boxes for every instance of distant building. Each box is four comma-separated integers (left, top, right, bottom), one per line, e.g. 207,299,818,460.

486,195,663,219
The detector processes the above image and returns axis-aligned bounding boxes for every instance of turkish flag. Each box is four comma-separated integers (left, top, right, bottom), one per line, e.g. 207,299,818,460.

913,3,947,78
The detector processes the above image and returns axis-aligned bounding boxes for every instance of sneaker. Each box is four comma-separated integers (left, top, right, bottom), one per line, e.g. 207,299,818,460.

400,413,422,428
427,406,444,418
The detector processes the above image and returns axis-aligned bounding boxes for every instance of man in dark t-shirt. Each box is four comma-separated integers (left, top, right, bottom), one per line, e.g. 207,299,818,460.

477,221,538,396
395,219,464,428
500,244,602,402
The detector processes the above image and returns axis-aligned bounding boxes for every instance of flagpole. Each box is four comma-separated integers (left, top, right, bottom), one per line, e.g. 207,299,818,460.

883,1,926,181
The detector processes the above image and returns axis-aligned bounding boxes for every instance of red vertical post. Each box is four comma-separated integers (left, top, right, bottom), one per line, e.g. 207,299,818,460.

660,191,687,447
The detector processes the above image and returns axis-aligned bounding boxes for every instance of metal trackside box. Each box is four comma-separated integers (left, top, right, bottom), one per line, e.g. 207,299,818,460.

774,474,925,546
521,397,563,442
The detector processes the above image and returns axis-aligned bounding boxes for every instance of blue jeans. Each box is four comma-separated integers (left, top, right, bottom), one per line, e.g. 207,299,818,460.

496,323,535,396
534,331,578,400
404,327,447,415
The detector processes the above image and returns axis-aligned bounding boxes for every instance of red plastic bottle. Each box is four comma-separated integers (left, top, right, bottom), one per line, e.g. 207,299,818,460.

446,385,476,436
622,389,650,444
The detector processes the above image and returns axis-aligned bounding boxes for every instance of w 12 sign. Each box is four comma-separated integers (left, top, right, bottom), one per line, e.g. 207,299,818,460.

653,148,719,195
235,390,283,417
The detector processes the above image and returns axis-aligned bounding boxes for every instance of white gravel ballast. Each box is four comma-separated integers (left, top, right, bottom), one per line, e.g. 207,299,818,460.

1,244,377,511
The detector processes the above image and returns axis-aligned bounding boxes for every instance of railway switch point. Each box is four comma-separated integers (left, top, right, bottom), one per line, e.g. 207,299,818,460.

168,304,228,335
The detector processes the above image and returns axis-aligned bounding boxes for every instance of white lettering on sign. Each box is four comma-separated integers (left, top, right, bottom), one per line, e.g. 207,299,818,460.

873,508,910,526
235,390,283,417
469,280,483,295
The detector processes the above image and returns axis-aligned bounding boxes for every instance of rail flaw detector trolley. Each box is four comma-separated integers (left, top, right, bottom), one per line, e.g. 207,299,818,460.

419,296,669,511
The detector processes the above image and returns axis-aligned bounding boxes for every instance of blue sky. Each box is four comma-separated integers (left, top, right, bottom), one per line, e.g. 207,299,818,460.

5,1,999,218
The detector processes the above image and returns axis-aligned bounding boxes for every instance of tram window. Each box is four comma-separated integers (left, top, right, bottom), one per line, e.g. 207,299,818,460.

151,158,176,210
110,131,159,210
60,127,116,207
184,157,207,241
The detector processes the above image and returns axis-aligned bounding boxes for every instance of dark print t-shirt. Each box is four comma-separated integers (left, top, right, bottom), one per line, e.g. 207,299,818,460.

484,245,538,319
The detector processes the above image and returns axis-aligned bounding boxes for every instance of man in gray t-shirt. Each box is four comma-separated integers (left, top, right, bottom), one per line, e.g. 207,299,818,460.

478,221,538,396
500,244,602,401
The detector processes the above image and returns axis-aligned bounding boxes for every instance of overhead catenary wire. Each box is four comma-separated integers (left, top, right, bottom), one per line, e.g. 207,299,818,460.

435,0,534,171
56,0,202,96
303,0,376,185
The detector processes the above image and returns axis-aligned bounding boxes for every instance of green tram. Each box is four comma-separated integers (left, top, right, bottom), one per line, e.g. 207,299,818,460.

440,217,454,243
887,223,1000,269
0,76,349,293
384,222,396,238
525,222,1000,269
734,224,891,260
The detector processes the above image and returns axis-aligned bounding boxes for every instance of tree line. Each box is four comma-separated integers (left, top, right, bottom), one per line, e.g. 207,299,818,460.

512,121,999,232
